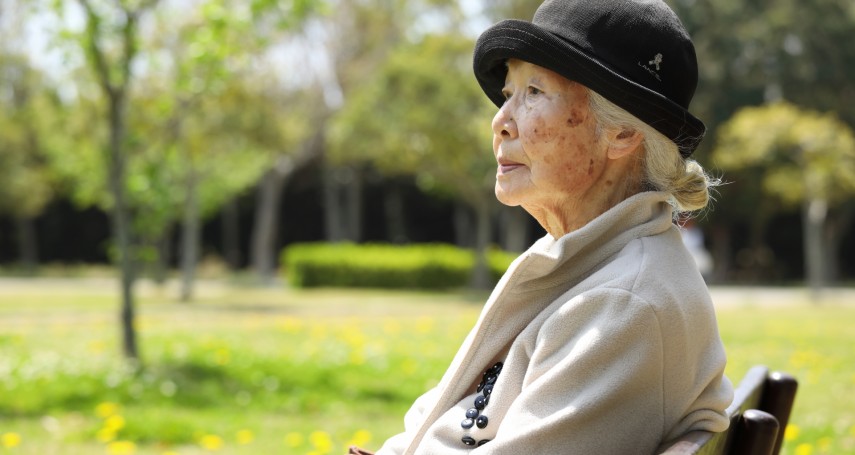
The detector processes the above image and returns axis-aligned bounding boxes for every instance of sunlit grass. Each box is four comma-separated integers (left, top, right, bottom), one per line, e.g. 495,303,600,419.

717,305,855,455
0,279,853,454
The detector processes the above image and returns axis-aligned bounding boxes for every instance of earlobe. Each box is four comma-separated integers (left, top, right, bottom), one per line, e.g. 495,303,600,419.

607,128,644,160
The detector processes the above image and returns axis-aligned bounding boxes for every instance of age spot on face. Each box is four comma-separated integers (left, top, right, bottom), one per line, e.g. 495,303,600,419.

530,117,556,144
567,108,586,127
587,159,594,175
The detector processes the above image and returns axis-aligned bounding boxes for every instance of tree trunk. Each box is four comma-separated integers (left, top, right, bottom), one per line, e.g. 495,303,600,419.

470,198,492,290
250,127,323,284
152,223,172,285
222,197,241,270
453,202,473,248
709,224,732,284
251,167,288,284
344,167,363,242
323,164,346,242
823,203,855,285
108,93,138,360
179,170,200,302
14,216,38,274
499,206,529,252
384,182,407,244
803,197,827,301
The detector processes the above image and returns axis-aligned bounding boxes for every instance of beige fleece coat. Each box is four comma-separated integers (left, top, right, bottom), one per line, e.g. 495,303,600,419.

376,192,733,455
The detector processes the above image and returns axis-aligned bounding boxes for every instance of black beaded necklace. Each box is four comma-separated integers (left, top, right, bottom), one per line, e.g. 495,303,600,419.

460,361,503,447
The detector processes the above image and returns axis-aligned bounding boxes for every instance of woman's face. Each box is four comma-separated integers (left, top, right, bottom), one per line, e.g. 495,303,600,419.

492,59,608,216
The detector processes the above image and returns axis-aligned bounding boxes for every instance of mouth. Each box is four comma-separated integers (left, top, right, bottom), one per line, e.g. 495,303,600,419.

497,158,524,175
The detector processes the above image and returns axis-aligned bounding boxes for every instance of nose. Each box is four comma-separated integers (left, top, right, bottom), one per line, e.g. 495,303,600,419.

492,102,518,140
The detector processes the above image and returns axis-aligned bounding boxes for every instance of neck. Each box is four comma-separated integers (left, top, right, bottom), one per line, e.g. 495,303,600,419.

526,158,644,238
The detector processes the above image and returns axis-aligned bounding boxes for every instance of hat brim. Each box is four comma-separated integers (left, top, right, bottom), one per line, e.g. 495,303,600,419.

473,20,705,157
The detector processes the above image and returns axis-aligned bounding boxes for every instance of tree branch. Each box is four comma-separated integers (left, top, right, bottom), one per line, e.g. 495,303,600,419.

77,0,116,98
119,7,138,91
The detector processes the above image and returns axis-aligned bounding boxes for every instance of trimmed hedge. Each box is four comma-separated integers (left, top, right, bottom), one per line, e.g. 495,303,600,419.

281,243,517,289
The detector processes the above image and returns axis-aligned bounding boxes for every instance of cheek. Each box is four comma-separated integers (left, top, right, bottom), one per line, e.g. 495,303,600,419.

527,115,558,145
566,107,587,127
536,129,603,188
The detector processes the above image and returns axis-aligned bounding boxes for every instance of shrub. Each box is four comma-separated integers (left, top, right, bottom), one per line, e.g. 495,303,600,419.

281,243,517,290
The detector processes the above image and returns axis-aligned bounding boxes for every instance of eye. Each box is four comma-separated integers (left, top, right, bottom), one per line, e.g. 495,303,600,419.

501,89,512,101
527,86,543,96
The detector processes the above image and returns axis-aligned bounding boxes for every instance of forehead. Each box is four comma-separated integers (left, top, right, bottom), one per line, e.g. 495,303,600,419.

504,59,576,87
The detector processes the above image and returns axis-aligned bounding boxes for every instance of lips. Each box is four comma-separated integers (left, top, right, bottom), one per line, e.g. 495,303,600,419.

496,156,525,175
499,163,523,174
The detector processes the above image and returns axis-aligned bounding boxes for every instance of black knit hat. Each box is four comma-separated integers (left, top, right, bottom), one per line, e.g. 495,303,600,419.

473,0,705,157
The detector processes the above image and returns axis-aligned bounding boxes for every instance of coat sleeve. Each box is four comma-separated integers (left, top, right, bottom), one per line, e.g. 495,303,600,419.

474,289,720,454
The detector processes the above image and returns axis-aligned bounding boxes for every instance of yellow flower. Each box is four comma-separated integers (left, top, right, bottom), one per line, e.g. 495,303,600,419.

817,437,832,452
279,317,303,333
214,348,230,365
343,329,366,348
310,325,328,340
88,340,107,354
415,317,435,334
348,429,372,447
199,434,224,451
401,359,417,376
794,443,813,455
309,430,333,453
784,424,800,441
161,452,180,455
1,433,21,448
236,429,254,445
96,402,120,418
382,319,401,335
106,440,136,455
284,432,304,448
104,415,126,432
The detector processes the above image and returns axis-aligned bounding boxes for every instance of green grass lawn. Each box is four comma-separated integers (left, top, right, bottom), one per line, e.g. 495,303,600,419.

0,279,853,454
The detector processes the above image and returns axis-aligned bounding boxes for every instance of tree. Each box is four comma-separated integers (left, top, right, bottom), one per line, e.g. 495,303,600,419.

137,0,289,298
667,0,855,281
308,0,466,248
713,102,855,297
482,0,542,20
0,55,57,271
328,33,498,288
126,77,271,299
69,0,161,360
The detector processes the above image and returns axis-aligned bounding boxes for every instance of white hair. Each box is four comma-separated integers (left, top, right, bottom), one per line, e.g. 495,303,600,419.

586,89,719,213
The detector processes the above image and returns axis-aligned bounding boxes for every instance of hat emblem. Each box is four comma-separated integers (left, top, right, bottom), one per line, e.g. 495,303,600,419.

637,52,663,81
649,53,663,71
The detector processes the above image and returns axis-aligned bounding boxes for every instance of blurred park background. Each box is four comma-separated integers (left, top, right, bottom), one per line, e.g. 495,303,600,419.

0,0,854,454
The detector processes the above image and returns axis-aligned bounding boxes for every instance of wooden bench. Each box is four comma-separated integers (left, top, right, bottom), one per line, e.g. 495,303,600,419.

659,365,798,455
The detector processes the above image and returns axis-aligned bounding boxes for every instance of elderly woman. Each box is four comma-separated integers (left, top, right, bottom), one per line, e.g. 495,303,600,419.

358,0,734,453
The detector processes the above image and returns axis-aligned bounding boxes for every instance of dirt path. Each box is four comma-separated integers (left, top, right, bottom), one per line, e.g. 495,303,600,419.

1,277,852,307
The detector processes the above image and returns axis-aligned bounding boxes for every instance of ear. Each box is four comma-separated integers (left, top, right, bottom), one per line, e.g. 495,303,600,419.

606,128,644,160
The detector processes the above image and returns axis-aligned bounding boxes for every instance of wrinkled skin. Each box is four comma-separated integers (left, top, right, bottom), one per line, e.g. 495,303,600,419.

492,59,644,237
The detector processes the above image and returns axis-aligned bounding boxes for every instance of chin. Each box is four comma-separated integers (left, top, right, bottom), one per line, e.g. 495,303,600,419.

495,186,523,207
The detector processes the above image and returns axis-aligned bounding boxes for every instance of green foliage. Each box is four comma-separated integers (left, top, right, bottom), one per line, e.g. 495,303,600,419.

282,243,516,289
327,33,496,203
669,0,855,129
713,102,855,207
0,55,58,218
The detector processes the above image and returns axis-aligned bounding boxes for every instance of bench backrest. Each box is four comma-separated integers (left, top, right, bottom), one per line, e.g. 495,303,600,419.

659,365,798,455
